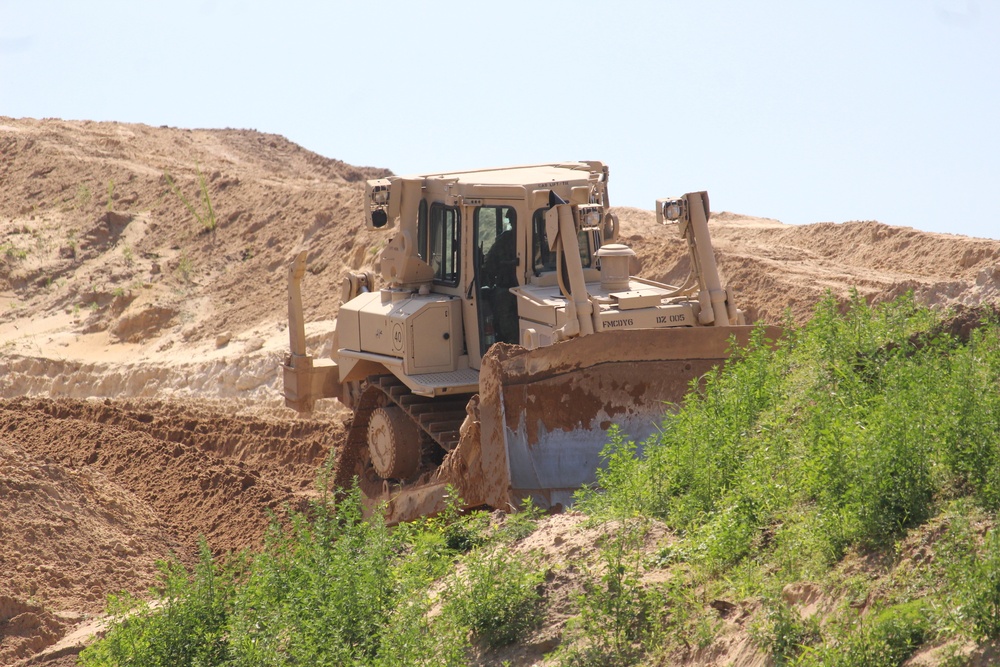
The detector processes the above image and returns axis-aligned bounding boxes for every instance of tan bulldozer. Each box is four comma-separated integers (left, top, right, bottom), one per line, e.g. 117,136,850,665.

284,162,778,523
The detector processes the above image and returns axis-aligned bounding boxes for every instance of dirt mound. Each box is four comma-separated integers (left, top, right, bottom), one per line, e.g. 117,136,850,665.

0,397,342,663
616,207,1000,323
0,596,66,665
5,397,340,491
0,117,386,379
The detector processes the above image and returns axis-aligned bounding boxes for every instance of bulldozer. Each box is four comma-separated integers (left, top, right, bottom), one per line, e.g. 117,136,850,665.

283,161,777,523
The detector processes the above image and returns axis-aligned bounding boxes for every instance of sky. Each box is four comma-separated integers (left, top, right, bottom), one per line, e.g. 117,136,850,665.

2,0,998,239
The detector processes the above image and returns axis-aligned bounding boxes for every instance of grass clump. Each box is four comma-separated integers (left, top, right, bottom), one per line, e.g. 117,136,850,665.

750,596,821,666
558,519,662,666
2,241,28,260
80,541,239,667
81,486,458,666
939,516,1000,641
798,600,931,667
228,488,401,666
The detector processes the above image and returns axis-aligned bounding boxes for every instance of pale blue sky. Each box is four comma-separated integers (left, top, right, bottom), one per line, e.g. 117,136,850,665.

2,1,998,238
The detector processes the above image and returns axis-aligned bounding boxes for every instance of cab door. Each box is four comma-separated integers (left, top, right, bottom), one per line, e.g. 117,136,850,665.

473,205,519,357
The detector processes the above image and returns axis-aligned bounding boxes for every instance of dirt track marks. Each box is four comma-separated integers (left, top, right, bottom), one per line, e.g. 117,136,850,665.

8,398,342,490
0,398,343,556
0,397,344,664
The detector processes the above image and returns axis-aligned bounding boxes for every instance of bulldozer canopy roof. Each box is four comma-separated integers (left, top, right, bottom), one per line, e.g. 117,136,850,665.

406,162,599,188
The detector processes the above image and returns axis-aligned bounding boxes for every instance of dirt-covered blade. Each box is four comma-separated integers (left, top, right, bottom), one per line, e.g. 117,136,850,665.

477,326,782,510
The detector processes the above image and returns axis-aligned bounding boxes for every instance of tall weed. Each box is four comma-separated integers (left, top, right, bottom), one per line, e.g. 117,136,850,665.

82,485,486,667
750,596,821,666
942,520,1000,641
559,520,660,666
443,545,545,649
800,600,930,667
165,164,217,232
79,541,239,667
227,487,397,666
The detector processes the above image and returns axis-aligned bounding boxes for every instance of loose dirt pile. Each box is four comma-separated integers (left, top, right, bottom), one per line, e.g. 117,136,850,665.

0,397,341,664
2,117,999,665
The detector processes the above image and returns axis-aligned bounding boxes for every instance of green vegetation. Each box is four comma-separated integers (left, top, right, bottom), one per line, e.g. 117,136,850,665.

442,545,544,649
80,542,238,667
557,519,664,666
165,164,218,232
66,231,78,259
577,291,1000,663
580,292,1000,559
80,485,541,667
2,240,29,260
81,293,1000,666
75,183,93,210
175,254,194,284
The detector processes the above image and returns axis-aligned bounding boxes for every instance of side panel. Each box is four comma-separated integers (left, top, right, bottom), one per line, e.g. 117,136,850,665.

407,299,462,374
338,291,380,353
358,300,397,358
345,292,464,372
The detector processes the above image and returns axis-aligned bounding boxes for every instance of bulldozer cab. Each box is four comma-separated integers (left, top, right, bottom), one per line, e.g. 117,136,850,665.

364,162,611,369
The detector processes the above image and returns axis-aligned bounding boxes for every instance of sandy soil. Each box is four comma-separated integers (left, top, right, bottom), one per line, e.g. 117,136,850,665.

1,117,999,665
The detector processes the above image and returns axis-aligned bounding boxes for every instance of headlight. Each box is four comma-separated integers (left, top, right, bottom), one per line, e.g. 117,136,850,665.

579,205,602,229
662,199,684,222
373,188,389,205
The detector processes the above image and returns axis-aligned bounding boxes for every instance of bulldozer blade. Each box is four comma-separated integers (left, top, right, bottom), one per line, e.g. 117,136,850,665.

477,325,782,510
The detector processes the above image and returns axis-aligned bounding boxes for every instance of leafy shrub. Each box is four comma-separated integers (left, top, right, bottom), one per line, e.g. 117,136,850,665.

443,545,544,649
934,324,1000,508
945,524,1000,641
227,486,398,666
371,564,468,667
559,520,659,666
82,485,482,667
438,487,490,553
582,293,1000,570
750,597,821,666
805,600,930,667
79,541,239,667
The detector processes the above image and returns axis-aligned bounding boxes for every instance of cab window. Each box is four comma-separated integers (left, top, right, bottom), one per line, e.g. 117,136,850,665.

476,206,516,268
475,206,519,354
417,199,428,262
429,203,460,285
532,208,592,274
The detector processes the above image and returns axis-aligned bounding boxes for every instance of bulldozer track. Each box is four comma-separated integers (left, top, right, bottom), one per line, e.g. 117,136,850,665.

373,376,470,451
333,376,472,494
